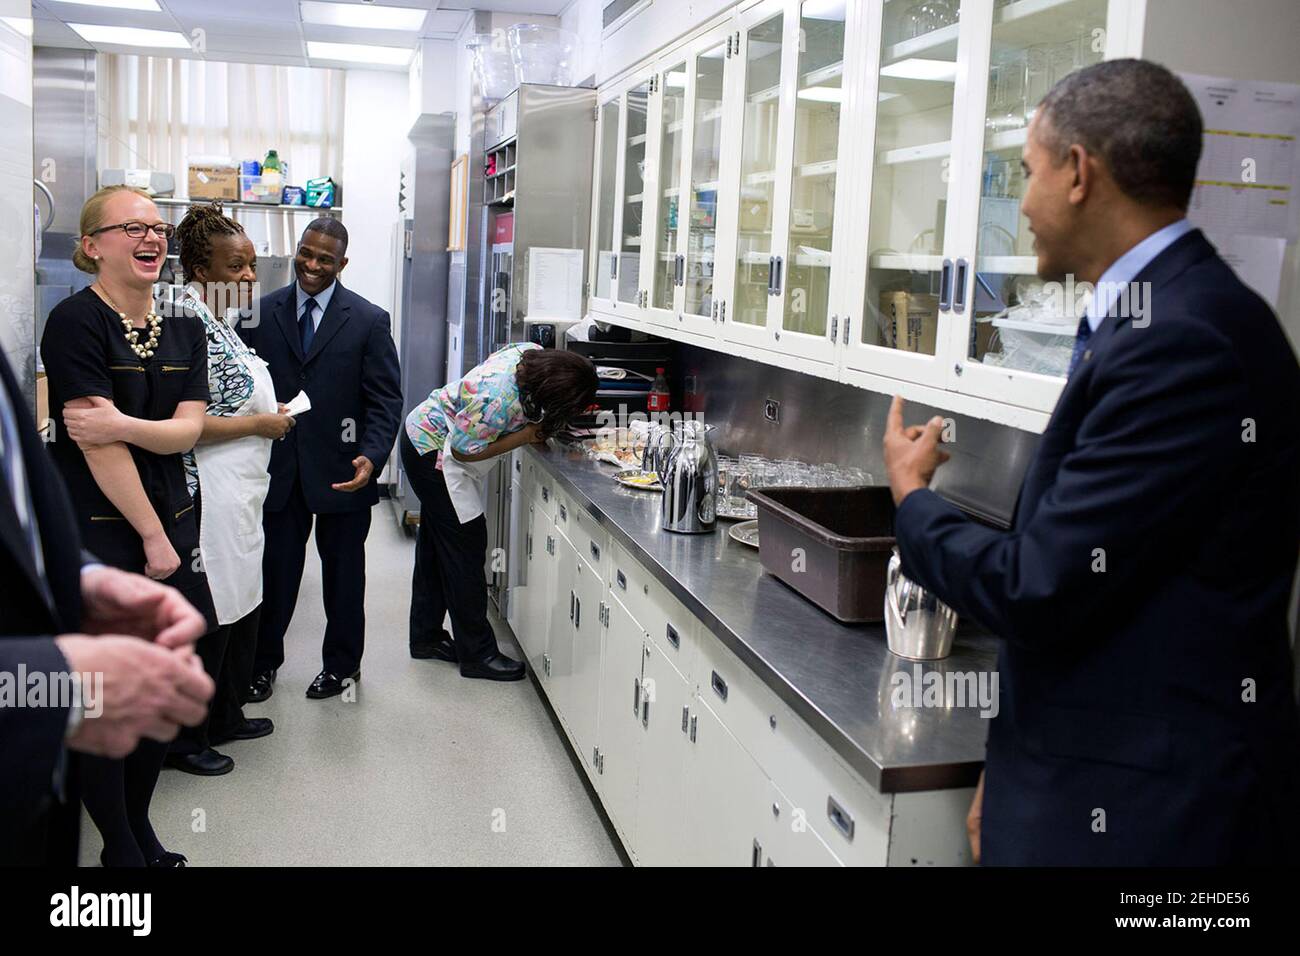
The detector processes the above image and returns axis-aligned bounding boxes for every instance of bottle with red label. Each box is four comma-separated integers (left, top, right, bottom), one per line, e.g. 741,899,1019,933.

647,367,671,415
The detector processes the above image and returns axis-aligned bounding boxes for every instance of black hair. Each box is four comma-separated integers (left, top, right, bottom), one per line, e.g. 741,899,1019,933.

515,348,599,440
1036,59,1203,211
303,217,349,254
174,203,245,281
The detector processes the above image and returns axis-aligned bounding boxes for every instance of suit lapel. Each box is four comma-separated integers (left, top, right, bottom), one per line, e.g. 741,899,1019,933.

276,285,305,363
0,367,55,621
303,285,351,365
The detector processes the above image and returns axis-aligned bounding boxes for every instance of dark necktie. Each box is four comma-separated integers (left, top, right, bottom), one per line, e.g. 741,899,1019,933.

1067,313,1092,379
299,297,318,353
0,383,47,594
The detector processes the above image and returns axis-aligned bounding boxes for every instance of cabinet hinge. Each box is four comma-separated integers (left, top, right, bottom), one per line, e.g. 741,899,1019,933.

843,315,851,346
689,713,698,743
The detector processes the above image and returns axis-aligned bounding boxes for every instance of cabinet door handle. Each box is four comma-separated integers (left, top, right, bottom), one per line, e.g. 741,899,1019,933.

773,256,783,296
559,502,567,521
590,541,600,563
953,257,969,314
711,670,728,702
665,623,679,648
641,695,650,728
938,258,954,312
752,839,763,867
633,677,641,717
569,590,575,621
689,713,697,742
681,705,689,732
827,795,855,841
766,256,775,295
610,255,617,280
616,569,627,591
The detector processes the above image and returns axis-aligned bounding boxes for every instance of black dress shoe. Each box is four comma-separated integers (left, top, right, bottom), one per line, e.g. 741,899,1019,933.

243,669,276,703
211,717,274,745
460,652,526,682
164,748,234,776
411,630,458,662
148,851,187,867
306,669,360,699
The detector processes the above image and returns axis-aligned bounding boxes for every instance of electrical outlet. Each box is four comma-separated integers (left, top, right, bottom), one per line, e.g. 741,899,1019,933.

764,399,780,423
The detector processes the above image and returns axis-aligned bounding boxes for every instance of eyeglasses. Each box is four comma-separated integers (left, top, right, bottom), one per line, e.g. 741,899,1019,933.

90,221,176,240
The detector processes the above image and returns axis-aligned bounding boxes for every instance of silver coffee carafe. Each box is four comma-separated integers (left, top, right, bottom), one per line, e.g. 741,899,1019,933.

660,420,717,534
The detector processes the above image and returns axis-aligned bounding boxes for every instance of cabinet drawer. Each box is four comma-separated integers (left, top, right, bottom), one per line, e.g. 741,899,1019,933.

638,571,697,680
607,540,652,629
692,629,891,866
527,461,556,518
566,500,609,576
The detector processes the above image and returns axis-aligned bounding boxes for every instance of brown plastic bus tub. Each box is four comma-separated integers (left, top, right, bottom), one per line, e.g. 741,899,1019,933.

746,486,897,623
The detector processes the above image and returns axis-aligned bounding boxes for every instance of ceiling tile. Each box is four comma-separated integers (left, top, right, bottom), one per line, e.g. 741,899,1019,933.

301,21,417,48
160,0,301,24
32,17,92,45
422,9,466,35
204,47,307,66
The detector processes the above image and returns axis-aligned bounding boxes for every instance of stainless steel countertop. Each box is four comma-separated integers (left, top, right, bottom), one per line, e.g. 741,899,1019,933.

525,444,997,793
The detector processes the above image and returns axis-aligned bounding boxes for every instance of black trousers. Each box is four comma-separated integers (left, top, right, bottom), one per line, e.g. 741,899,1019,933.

400,432,499,664
255,477,372,676
169,625,230,756
170,605,261,754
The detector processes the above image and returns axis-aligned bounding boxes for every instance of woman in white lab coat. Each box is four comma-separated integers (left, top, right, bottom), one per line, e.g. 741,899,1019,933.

402,344,598,681
170,205,295,771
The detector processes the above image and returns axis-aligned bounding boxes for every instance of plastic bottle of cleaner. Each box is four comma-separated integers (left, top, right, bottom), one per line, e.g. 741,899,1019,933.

647,367,671,415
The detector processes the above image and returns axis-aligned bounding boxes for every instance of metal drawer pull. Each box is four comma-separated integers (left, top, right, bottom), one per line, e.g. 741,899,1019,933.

633,677,641,716
938,259,954,312
574,596,581,630
772,256,783,296
559,502,567,520
954,257,969,314
711,670,728,702
689,714,697,742
766,256,776,295
617,569,627,590
569,590,575,621
590,541,600,562
681,705,689,733
641,696,650,728
752,839,762,867
665,623,680,648
827,795,855,841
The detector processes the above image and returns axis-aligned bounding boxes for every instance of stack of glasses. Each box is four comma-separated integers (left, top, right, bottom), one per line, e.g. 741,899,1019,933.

715,455,874,519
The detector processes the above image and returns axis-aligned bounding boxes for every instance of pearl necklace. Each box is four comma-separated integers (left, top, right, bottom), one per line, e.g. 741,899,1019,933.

97,285,162,359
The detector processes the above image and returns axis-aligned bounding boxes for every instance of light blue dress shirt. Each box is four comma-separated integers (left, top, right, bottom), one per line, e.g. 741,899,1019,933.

1084,218,1193,331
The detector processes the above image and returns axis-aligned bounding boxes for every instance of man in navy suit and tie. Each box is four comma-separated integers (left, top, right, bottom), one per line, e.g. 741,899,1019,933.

241,219,402,700
885,60,1300,865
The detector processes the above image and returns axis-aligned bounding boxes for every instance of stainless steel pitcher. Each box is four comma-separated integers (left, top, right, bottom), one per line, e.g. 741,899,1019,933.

884,548,958,660
641,422,676,477
660,420,717,534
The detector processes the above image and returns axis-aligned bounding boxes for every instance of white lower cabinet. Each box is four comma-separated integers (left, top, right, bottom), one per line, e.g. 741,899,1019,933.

681,696,775,866
632,638,693,866
594,592,645,854
514,466,969,866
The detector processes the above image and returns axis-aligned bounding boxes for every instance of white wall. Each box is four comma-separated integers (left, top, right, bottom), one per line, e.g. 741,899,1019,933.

340,69,409,317
1140,0,1300,354
0,0,34,403
560,0,602,86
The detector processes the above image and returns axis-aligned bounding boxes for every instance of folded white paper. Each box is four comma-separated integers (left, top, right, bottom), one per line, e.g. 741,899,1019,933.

284,390,312,416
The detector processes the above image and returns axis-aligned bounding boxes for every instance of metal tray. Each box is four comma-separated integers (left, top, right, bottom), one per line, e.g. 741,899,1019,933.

746,486,896,623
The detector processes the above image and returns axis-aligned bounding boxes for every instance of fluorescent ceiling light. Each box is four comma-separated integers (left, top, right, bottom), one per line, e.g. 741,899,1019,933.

68,23,189,48
46,0,161,10
880,58,957,82
300,1,427,31
1,17,33,36
798,86,841,103
306,40,412,66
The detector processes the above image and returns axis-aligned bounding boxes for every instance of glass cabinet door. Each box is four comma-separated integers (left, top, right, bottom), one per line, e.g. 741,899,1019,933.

951,0,1110,410
647,58,689,322
593,96,622,306
840,0,974,387
619,77,652,307
680,34,730,330
724,0,794,348
776,0,850,363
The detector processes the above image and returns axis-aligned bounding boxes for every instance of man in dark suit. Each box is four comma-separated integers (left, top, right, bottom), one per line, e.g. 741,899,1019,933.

1,351,213,865
884,60,1300,865
241,219,402,700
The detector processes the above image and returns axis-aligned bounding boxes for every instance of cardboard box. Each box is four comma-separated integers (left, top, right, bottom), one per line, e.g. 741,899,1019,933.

879,291,939,355
188,164,239,201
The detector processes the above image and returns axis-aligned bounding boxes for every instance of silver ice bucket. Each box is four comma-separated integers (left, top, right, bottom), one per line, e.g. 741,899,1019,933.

884,548,958,660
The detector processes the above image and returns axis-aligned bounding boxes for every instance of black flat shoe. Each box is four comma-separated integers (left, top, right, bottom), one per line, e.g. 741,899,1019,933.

164,748,234,776
306,669,360,699
148,851,187,867
244,669,276,703
211,717,274,745
411,630,458,662
460,653,526,682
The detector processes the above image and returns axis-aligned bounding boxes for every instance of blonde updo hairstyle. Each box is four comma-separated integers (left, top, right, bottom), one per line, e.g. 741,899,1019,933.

73,184,156,274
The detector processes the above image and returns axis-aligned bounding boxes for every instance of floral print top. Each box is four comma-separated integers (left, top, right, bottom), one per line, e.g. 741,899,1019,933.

179,284,258,496
405,342,539,469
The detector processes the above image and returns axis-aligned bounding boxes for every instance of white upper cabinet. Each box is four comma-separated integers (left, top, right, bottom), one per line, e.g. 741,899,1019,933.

588,0,1147,428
